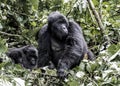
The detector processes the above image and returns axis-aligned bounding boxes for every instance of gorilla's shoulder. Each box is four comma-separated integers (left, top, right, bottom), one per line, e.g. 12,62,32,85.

39,24,48,35
69,20,83,33
35,24,48,40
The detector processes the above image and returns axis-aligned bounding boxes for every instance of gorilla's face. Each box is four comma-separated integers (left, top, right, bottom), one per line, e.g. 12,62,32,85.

26,47,38,65
48,11,69,40
24,46,38,66
51,19,68,40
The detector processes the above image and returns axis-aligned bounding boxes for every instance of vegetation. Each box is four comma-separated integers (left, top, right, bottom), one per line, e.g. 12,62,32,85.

0,0,120,86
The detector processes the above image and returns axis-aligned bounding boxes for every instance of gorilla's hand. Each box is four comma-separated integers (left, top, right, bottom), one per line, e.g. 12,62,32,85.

57,61,69,79
57,68,68,79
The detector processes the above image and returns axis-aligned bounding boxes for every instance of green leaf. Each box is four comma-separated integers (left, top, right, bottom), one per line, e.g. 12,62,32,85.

107,44,119,55
31,0,39,10
102,70,113,79
108,49,120,61
0,37,7,53
86,63,92,73
31,21,36,27
78,61,86,71
76,71,85,78
94,76,102,81
68,79,79,86
0,23,3,29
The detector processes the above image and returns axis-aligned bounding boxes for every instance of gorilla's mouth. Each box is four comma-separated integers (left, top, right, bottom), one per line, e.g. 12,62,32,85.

30,57,36,65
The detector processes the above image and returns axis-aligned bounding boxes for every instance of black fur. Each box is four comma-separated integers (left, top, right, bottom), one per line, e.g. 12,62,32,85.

6,45,38,69
37,11,94,78
0,58,3,63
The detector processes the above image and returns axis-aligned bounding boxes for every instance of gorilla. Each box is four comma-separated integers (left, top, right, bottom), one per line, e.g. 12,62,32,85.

6,45,38,69
37,11,94,78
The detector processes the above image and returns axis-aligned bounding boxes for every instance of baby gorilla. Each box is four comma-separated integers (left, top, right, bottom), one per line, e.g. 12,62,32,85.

6,45,38,69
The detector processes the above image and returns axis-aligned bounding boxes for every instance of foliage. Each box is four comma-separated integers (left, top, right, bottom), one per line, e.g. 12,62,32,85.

0,46,120,86
0,0,120,86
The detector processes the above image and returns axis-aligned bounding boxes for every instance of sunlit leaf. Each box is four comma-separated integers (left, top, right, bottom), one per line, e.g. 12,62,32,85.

102,70,113,79
31,21,36,27
76,71,85,78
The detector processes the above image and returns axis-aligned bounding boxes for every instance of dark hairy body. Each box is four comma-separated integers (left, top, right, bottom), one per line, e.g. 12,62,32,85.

37,11,94,78
6,45,38,69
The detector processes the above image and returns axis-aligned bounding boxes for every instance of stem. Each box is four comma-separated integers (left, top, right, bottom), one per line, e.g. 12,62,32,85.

0,31,20,37
87,0,104,35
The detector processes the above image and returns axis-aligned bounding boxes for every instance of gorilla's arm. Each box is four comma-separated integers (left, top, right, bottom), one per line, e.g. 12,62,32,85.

37,24,51,67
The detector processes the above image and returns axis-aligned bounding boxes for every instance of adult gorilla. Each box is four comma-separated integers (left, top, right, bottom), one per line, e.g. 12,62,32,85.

37,11,94,78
